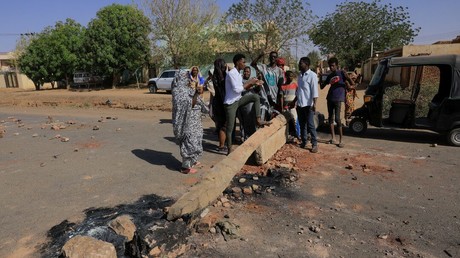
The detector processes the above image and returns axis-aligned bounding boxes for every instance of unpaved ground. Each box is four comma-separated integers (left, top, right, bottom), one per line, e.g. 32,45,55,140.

1,88,459,257
188,135,460,257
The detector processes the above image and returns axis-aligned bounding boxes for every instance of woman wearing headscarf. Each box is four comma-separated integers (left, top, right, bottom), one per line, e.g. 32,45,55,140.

189,66,205,95
172,69,209,174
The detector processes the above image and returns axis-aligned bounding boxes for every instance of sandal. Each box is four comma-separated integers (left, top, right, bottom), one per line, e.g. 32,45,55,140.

181,168,197,174
327,139,337,144
337,142,345,148
215,146,228,154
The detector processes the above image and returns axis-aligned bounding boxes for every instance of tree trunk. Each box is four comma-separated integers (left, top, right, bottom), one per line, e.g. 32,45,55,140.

111,73,119,89
34,82,40,91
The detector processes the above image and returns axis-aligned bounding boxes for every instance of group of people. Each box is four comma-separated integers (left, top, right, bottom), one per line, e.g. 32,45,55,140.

172,53,359,174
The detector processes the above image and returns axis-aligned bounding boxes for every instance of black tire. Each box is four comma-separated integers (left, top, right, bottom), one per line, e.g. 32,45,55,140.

447,127,460,147
349,118,368,135
149,83,157,93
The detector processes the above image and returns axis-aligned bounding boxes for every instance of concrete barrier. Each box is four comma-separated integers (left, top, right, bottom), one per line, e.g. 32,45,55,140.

167,114,288,220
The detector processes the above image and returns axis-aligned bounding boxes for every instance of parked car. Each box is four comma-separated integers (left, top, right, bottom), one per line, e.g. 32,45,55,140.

72,71,104,89
348,55,460,146
148,70,182,93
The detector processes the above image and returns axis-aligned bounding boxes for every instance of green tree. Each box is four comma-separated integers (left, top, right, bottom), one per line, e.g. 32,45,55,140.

17,19,85,90
17,34,49,90
142,0,218,68
309,0,420,69
47,19,85,88
223,0,314,60
83,4,151,87
307,50,321,71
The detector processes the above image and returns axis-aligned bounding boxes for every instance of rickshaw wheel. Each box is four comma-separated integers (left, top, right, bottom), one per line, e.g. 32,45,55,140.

349,118,367,135
447,128,460,147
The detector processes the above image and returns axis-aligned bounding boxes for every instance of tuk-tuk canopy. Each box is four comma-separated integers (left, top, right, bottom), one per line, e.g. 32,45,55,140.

389,55,460,99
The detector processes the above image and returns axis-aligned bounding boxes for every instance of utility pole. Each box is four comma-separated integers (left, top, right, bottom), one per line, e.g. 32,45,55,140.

370,42,374,58
295,39,298,61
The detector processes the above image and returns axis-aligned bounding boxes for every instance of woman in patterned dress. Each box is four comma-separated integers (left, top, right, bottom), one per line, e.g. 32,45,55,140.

172,69,209,174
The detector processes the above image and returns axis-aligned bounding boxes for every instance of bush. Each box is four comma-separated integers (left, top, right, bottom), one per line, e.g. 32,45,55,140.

383,83,438,118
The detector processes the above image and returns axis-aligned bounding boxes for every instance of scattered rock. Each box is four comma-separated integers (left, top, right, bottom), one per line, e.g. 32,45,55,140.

61,137,70,142
40,162,46,167
51,125,60,130
378,234,388,239
200,208,210,218
238,178,246,183
13,132,19,136
32,133,39,137
278,163,293,169
285,157,296,163
108,215,136,242
345,164,353,170
430,143,437,147
116,128,122,132
220,197,229,203
149,246,162,257
363,168,371,173
222,202,231,208
62,235,116,258
216,221,239,240
251,184,259,191
242,187,253,195
231,187,242,194
209,227,216,234
309,226,320,233
66,120,76,125
59,125,67,129
252,176,259,181
93,126,100,130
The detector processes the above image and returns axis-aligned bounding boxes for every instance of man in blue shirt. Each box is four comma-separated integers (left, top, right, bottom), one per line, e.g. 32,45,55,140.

290,57,319,153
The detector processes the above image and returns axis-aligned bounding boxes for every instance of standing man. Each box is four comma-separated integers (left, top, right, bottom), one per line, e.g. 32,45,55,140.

290,57,319,153
251,51,285,118
320,57,353,148
225,54,271,154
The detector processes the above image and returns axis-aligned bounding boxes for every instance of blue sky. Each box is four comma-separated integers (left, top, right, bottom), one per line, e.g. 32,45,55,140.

1,0,459,53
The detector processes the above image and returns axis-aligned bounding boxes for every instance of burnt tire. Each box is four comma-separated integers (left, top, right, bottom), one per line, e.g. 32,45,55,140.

149,83,157,93
447,127,460,147
349,118,367,135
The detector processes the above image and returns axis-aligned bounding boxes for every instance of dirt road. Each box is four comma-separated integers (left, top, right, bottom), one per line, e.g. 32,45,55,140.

1,88,459,257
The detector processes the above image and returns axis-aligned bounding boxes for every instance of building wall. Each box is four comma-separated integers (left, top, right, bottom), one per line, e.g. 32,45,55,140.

402,43,460,57
362,42,460,83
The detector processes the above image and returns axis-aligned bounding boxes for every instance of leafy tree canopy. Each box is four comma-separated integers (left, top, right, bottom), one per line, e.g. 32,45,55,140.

83,4,151,86
223,0,314,60
309,0,420,69
142,0,218,68
17,19,85,90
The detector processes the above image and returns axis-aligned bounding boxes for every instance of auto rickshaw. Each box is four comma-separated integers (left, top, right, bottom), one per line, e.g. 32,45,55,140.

348,55,460,146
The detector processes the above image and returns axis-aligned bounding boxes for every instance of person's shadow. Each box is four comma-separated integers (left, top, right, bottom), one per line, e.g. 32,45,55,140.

131,149,181,171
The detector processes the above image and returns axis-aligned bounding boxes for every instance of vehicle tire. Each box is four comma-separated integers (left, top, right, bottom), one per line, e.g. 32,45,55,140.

149,83,157,93
447,127,460,147
349,118,367,135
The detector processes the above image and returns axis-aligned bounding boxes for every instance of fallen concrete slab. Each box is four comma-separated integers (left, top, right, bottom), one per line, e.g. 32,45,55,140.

167,114,288,220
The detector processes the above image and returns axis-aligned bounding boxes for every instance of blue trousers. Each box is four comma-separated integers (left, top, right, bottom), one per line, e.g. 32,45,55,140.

296,105,318,146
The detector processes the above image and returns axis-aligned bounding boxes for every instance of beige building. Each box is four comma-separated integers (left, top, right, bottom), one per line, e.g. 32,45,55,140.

361,36,460,82
1,51,55,90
